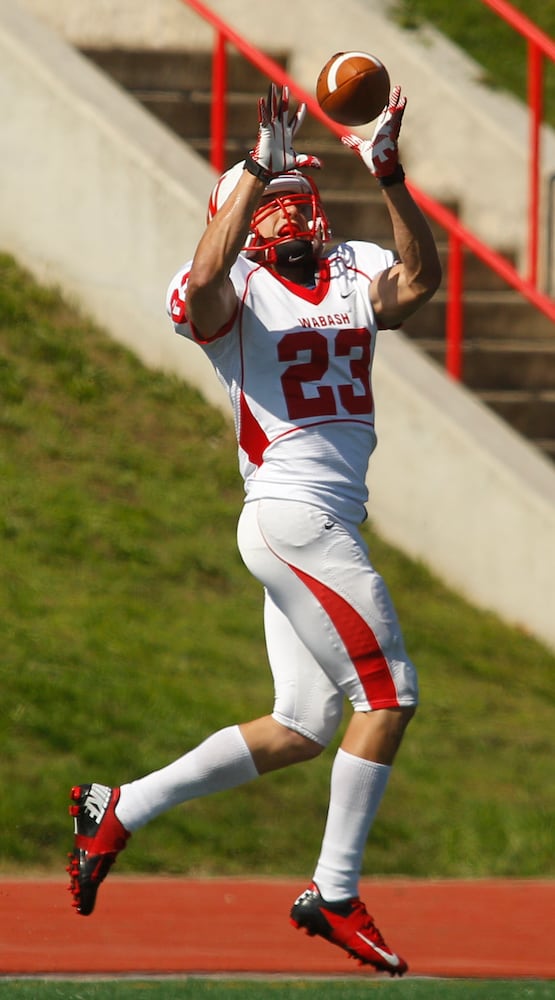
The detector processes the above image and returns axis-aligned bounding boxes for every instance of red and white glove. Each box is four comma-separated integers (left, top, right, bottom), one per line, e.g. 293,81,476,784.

245,83,322,181
341,85,406,186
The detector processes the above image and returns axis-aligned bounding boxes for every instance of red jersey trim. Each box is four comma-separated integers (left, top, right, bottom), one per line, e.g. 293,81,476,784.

263,417,374,452
239,391,271,468
236,271,270,467
266,258,331,303
191,303,238,344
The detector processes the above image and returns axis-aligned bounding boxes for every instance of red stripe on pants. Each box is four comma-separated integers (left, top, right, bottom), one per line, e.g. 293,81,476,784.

290,564,399,709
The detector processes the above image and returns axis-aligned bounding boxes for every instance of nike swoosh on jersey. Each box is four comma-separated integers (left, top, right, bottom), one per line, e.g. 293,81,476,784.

355,931,401,966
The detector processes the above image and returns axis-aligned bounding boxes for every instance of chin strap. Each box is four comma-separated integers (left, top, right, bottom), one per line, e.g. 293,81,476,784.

269,240,317,284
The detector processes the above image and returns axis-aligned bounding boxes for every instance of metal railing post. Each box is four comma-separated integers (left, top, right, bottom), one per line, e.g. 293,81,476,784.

446,233,464,380
547,173,555,297
527,39,543,287
481,0,555,296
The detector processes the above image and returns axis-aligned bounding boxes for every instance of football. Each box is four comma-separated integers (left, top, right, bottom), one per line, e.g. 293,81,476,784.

316,51,390,127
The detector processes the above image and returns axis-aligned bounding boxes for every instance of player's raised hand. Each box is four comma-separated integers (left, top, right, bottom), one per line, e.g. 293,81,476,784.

248,83,322,179
341,86,406,180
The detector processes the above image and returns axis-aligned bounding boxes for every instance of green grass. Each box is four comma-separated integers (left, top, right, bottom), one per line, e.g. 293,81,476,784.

1,251,555,880
392,0,555,129
1,980,555,999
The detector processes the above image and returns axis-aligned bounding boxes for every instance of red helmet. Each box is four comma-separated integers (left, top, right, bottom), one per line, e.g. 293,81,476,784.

207,161,331,260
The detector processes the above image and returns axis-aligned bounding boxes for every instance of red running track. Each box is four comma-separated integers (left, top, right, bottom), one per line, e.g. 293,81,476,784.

1,877,554,979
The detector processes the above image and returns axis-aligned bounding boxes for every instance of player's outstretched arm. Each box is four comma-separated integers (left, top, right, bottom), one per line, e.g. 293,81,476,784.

187,84,321,339
186,169,263,340
372,180,442,328
341,87,442,329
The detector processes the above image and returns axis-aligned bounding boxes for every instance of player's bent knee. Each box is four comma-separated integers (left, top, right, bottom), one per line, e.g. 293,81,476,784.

272,709,342,752
382,704,417,733
379,704,418,753
281,726,325,763
402,704,417,726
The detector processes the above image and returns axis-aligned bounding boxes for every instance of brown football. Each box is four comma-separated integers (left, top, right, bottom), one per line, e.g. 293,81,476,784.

316,51,390,126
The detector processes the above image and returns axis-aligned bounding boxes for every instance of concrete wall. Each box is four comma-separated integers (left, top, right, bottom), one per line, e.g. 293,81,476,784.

1,0,554,649
0,0,225,407
370,334,555,648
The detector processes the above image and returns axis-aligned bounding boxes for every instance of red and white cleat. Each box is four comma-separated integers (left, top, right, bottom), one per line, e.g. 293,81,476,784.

66,783,130,916
290,882,408,975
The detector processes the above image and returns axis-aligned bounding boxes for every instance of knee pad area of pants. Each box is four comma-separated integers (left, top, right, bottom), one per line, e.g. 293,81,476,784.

272,698,343,749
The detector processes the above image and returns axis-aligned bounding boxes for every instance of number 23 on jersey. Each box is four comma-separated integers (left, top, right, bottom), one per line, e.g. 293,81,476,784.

278,327,374,420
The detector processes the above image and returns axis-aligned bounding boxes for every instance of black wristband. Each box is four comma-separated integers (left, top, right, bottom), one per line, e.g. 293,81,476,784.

378,163,405,188
244,154,272,184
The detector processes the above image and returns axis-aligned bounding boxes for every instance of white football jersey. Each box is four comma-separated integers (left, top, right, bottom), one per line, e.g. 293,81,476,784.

166,240,395,524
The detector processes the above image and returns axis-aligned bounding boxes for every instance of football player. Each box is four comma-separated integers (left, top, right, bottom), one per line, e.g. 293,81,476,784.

68,82,441,976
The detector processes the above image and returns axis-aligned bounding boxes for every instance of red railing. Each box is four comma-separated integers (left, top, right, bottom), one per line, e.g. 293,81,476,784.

182,0,555,381
480,0,555,287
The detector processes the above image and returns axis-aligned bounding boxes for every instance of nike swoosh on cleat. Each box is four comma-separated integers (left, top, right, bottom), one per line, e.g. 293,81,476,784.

355,932,401,967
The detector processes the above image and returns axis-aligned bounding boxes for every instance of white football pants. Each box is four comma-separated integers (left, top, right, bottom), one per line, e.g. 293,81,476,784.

237,498,418,747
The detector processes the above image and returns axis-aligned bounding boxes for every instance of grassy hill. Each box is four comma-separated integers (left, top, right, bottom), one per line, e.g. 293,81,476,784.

1,252,554,880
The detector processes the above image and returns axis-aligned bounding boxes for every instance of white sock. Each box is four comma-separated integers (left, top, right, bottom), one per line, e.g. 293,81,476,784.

114,725,259,832
313,747,391,902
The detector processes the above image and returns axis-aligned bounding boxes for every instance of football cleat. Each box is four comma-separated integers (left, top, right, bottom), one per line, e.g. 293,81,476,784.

290,882,408,976
66,783,130,916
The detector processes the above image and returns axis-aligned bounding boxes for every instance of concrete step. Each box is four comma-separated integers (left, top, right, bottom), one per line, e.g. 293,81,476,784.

417,339,555,444
403,292,555,341
433,247,519,293
479,389,555,439
416,339,555,390
532,438,555,459
81,46,285,92
317,189,455,242
465,341,555,390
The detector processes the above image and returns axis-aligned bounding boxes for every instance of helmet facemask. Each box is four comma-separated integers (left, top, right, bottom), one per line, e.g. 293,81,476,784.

207,164,331,265
246,180,331,265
